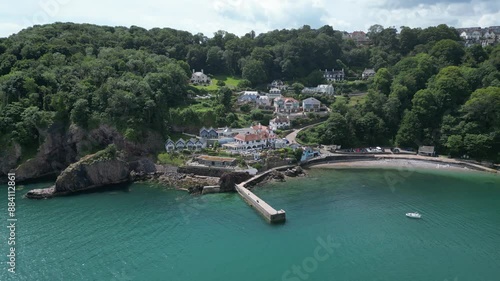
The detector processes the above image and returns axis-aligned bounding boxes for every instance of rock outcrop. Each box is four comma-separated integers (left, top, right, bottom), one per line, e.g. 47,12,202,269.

284,166,306,177
268,170,285,181
25,186,56,199
26,145,131,199
218,172,253,192
55,159,130,193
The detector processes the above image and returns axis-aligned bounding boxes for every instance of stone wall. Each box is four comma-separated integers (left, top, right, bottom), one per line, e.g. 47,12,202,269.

178,166,235,177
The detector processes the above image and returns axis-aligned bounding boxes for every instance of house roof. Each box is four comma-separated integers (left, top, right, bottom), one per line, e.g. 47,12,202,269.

234,133,262,142
323,69,344,75
252,124,269,131
200,127,217,134
363,68,376,74
303,97,321,104
240,91,260,96
276,97,299,103
198,155,236,162
271,116,290,123
317,84,333,89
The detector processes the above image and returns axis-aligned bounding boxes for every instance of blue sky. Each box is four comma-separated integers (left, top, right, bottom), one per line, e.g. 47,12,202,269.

1,0,499,38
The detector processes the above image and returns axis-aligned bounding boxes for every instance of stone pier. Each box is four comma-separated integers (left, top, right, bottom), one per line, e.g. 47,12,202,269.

235,184,286,223
235,166,292,224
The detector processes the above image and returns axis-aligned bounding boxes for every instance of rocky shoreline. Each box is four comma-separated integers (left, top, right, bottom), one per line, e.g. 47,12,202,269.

25,158,307,199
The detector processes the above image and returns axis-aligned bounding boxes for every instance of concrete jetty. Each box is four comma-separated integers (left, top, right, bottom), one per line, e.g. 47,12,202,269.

235,166,292,223
235,184,286,223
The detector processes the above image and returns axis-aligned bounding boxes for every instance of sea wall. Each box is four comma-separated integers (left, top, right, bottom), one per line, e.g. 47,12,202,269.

178,166,235,177
240,165,295,188
301,154,498,173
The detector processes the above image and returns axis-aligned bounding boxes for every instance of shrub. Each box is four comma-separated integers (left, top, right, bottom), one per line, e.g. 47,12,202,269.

157,152,185,166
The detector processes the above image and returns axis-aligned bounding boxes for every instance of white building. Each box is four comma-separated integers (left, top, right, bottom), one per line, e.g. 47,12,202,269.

269,116,291,131
302,84,334,95
317,84,334,95
323,69,344,81
256,95,271,106
190,69,210,84
302,97,321,112
269,80,288,90
238,91,260,103
268,88,282,98
362,69,376,79
222,124,276,151
166,138,206,152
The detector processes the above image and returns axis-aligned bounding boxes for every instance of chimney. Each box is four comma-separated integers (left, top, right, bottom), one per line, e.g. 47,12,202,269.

201,69,204,73
192,69,195,73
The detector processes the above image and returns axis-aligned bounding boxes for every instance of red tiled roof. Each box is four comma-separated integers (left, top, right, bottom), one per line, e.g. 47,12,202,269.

283,98,298,103
252,124,269,131
235,133,262,142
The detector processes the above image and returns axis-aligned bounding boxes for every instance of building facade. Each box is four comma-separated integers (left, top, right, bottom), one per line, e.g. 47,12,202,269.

323,69,345,82
302,97,321,112
274,97,300,113
190,69,210,84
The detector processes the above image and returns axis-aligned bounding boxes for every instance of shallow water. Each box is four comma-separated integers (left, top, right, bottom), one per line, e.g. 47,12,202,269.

0,168,499,281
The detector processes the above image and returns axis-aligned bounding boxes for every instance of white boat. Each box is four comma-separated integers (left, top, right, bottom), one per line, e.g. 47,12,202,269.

406,212,422,219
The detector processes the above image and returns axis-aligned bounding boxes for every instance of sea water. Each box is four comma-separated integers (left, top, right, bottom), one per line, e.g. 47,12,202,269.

0,168,499,281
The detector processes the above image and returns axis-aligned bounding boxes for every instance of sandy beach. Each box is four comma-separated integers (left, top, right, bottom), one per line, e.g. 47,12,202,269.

309,157,497,174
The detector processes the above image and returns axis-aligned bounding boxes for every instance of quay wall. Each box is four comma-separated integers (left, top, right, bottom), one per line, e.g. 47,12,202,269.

235,184,285,223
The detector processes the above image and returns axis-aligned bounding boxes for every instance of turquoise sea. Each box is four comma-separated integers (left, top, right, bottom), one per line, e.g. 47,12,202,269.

1,168,499,281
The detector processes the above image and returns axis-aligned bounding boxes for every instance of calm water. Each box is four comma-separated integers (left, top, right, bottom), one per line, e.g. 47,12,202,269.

0,168,499,281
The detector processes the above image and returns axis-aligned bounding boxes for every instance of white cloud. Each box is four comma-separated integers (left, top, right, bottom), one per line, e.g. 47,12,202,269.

0,22,25,38
0,0,499,38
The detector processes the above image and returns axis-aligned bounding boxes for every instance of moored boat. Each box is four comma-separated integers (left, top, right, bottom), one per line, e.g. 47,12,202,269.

406,212,422,219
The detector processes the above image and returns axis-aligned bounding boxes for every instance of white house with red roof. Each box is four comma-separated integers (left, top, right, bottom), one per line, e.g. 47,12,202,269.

222,124,276,151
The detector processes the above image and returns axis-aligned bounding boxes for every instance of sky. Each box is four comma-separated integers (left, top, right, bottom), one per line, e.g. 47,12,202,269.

1,0,499,38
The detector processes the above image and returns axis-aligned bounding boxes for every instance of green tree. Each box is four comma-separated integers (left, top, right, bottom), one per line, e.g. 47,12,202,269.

429,39,465,66
242,59,267,86
217,86,233,112
70,99,90,128
372,68,392,95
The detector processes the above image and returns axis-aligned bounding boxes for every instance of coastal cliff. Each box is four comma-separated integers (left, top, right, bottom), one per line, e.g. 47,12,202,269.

2,123,164,183
55,157,129,193
26,145,131,198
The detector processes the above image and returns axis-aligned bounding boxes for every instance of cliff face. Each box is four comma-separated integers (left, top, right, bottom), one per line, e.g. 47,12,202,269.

55,158,130,193
0,143,21,177
26,146,133,198
3,123,163,182
54,144,130,193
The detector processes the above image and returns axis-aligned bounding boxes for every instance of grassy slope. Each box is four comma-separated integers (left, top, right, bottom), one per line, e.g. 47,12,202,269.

193,75,243,91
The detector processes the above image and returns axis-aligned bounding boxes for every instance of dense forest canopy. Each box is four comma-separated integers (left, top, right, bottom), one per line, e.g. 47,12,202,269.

0,22,499,162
